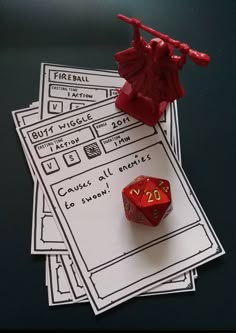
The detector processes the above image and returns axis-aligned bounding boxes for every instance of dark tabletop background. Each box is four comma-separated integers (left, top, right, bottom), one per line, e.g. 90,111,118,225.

0,0,235,330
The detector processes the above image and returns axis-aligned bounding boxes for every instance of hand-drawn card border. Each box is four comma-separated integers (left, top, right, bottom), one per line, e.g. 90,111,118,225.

47,255,74,305
32,181,66,252
142,271,195,296
12,107,39,128
60,255,87,301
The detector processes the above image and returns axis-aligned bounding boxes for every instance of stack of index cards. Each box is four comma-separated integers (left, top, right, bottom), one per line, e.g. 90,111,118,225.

12,63,224,315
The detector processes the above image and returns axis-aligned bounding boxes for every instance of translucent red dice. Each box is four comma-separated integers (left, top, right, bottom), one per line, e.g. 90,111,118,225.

122,175,172,226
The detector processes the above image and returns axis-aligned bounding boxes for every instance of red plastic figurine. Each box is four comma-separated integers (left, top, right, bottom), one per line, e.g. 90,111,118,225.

115,14,210,126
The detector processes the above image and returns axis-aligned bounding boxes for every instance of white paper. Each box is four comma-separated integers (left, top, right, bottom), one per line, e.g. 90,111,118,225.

17,98,224,314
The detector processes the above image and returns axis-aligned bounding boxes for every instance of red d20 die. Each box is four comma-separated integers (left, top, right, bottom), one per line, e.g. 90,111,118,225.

122,175,172,226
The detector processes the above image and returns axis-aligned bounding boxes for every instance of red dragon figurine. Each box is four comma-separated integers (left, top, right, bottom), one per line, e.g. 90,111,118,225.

115,14,210,126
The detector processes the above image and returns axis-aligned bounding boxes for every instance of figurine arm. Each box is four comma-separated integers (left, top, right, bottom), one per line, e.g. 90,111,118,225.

172,43,190,69
131,18,147,50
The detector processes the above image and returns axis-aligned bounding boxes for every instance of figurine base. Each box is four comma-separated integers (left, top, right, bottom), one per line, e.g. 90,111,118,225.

115,89,168,126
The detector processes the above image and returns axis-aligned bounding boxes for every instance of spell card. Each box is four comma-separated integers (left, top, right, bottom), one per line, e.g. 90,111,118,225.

17,97,224,314
12,104,198,299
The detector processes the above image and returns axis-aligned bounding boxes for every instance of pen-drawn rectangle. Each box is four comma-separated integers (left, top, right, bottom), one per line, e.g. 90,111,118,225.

89,224,210,298
100,124,156,153
35,127,95,158
93,114,139,137
49,83,108,102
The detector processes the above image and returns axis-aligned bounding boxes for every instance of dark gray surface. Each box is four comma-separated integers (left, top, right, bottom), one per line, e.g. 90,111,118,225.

0,0,235,330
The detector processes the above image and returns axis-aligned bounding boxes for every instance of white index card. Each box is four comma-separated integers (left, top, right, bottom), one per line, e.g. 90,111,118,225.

17,97,224,314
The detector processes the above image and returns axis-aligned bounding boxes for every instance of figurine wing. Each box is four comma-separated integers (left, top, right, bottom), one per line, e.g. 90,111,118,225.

115,46,154,98
115,47,146,80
